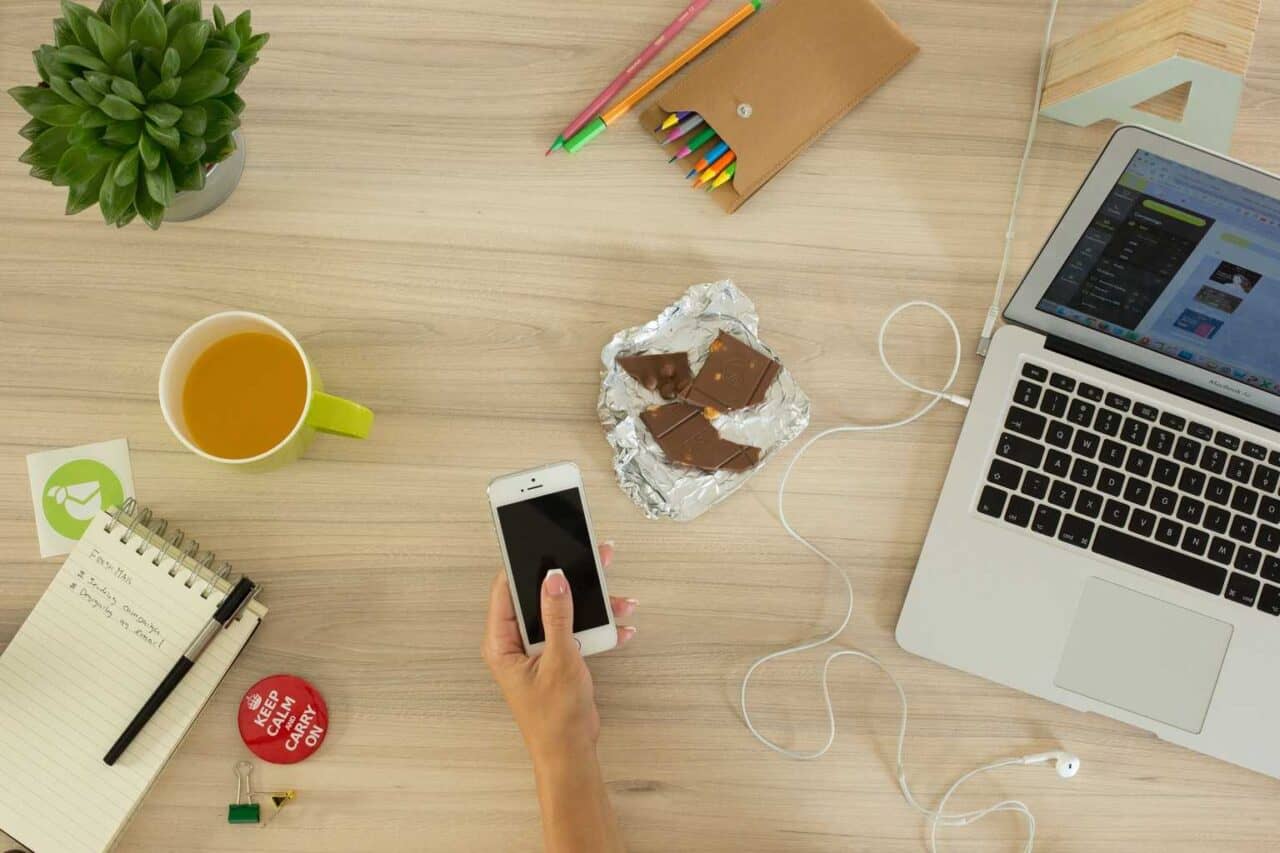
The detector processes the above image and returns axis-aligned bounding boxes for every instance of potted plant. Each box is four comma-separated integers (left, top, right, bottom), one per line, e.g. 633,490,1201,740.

8,0,267,228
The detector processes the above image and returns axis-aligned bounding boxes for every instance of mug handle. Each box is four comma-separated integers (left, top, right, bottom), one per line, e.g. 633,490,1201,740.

306,392,374,438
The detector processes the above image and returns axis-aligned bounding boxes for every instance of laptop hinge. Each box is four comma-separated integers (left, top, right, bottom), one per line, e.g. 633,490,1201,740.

1045,335,1280,434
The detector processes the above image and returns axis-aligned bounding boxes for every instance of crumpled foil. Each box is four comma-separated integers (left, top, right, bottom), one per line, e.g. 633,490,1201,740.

598,281,811,521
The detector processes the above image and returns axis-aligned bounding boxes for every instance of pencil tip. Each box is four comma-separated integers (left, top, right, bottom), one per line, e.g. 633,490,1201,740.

668,155,677,163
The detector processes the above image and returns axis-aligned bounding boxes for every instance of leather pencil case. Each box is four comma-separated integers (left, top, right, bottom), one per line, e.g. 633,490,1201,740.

640,0,918,212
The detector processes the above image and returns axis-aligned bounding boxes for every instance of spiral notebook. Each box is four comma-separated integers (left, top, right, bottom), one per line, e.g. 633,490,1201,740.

0,501,267,853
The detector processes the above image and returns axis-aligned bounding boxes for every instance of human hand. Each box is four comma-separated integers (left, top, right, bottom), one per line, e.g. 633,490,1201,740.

482,543,637,764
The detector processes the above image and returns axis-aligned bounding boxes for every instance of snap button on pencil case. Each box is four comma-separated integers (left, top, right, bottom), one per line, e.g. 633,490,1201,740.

641,0,919,212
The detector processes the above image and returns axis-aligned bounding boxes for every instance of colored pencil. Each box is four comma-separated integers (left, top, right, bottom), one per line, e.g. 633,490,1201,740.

663,114,704,143
546,0,715,155
695,150,736,186
707,161,736,190
658,111,692,131
563,0,762,154
668,128,717,162
687,140,729,177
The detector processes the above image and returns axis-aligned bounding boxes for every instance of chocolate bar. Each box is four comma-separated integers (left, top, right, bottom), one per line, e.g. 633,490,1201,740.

617,352,694,401
640,403,760,472
683,332,780,412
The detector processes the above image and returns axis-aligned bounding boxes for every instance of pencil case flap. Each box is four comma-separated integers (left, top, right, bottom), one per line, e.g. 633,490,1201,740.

649,0,918,210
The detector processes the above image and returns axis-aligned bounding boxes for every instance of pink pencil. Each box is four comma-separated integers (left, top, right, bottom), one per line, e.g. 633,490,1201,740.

546,0,715,155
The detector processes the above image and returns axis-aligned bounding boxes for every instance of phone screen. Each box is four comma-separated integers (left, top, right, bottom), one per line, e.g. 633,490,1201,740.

496,487,609,645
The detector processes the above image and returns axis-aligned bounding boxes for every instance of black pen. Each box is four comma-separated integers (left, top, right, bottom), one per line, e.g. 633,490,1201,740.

104,576,258,766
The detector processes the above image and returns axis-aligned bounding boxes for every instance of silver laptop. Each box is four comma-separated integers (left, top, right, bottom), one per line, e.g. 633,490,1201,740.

898,125,1280,779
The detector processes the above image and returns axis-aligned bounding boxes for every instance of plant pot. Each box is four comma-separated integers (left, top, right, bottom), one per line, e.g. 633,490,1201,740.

164,129,246,223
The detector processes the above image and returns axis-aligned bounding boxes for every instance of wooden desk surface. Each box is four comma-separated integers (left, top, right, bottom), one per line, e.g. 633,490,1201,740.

2,0,1279,849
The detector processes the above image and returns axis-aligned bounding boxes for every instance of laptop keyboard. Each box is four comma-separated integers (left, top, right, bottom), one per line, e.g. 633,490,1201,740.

977,360,1280,618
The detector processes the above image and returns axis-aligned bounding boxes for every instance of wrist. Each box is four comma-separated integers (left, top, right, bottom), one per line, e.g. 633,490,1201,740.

531,737,599,781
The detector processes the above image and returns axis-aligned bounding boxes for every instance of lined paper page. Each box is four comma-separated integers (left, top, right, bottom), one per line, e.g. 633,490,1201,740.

0,510,264,853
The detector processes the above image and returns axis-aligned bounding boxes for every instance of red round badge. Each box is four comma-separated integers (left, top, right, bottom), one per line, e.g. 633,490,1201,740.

238,674,329,764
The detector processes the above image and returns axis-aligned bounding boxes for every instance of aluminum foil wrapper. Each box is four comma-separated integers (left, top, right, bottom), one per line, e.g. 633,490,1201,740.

598,281,811,521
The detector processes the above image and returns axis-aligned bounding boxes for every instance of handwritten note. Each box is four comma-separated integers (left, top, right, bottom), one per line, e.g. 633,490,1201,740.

68,551,169,651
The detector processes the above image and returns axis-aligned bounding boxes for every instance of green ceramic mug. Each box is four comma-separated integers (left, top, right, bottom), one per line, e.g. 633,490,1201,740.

159,311,372,469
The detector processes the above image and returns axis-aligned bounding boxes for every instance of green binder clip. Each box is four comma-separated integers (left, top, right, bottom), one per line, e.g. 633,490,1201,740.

228,760,261,824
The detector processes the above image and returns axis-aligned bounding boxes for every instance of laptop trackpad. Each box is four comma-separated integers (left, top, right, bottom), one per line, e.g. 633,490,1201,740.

1055,579,1232,734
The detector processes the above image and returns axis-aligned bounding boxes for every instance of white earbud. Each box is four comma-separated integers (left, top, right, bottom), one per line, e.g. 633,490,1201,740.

1021,751,1081,778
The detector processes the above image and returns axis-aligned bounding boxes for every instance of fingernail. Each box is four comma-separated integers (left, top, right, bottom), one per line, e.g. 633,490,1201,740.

625,598,639,606
602,540,616,549
619,626,637,640
544,568,569,597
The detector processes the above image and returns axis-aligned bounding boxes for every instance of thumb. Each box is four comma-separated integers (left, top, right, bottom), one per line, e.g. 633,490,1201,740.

540,569,576,654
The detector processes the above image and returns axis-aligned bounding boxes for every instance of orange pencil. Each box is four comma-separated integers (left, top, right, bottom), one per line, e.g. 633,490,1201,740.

695,151,736,186
563,0,763,154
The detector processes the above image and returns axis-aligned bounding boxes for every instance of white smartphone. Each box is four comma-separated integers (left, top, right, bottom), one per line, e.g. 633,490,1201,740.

487,462,617,657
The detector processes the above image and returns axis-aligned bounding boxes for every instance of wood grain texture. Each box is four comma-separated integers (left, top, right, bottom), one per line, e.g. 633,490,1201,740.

1,0,1279,850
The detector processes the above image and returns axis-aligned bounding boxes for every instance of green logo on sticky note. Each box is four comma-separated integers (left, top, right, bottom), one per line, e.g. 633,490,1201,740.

42,459,125,540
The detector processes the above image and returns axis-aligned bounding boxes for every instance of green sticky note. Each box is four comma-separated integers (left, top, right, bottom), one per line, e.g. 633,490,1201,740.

228,803,261,824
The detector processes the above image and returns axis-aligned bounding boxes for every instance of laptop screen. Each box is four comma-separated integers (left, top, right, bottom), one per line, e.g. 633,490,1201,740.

1036,149,1280,398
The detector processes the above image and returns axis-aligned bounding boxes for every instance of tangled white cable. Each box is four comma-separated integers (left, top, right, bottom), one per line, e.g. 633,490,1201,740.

740,302,1078,852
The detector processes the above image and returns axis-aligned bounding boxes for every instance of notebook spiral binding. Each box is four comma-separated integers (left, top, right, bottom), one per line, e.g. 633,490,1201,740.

102,497,239,602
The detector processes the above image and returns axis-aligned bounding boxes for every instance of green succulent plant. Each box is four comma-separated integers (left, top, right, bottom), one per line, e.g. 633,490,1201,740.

8,0,267,229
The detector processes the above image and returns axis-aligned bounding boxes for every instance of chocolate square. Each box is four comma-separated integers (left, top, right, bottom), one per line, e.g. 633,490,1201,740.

683,332,780,412
617,352,694,401
640,403,761,472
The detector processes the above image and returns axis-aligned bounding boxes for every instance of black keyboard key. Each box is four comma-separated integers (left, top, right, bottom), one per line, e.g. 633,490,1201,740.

1205,506,1231,534
1097,468,1125,497
1252,465,1278,493
1174,436,1201,464
1208,537,1235,564
1226,455,1253,484
1182,527,1209,556
1257,524,1280,553
1151,487,1178,515
1075,490,1103,519
1205,477,1232,505
1069,458,1098,488
1225,572,1260,607
1160,412,1187,431
1125,449,1153,478
1077,382,1104,402
1093,526,1227,595
1121,417,1148,446
1152,458,1180,487
1259,496,1280,524
1032,505,1061,536
1176,496,1204,526
1243,441,1267,461
1146,427,1174,455
1178,467,1205,495
1005,406,1046,440
1235,547,1261,574
1021,362,1048,382
1071,430,1100,459
1264,557,1280,584
988,459,1021,488
1067,399,1095,427
1102,499,1130,528
1200,446,1227,474
1188,422,1214,441
1105,392,1131,412
996,432,1045,468
1129,509,1156,537
1059,515,1094,548
1045,421,1073,449
1272,450,1280,467
1049,480,1077,509
1094,409,1121,437
1134,403,1158,421
1123,478,1152,506
1259,584,1280,616
1040,389,1068,418
977,485,1007,517
1050,373,1076,392
1100,439,1127,467
1004,495,1034,527
1231,486,1259,515
1156,518,1182,546
1045,449,1071,478
1230,514,1257,544
1014,380,1041,408
1020,471,1050,500
1215,432,1241,451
